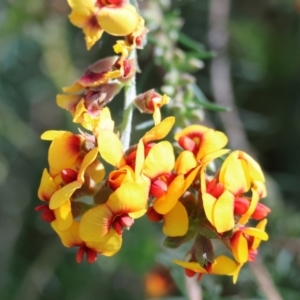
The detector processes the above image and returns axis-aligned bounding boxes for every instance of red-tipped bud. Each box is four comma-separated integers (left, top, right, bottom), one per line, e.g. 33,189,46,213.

178,136,196,153
113,221,123,235
86,248,98,263
118,215,134,227
248,249,258,262
147,206,163,222
163,172,176,185
208,182,224,198
150,179,167,198
234,197,250,215
76,246,85,263
112,214,134,235
35,205,55,222
61,168,78,184
251,203,271,220
185,269,196,277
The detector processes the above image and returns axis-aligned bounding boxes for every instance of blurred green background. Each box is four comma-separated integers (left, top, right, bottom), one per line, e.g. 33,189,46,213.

0,0,300,299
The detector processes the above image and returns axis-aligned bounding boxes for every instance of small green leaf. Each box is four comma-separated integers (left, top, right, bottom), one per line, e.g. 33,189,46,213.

190,83,230,112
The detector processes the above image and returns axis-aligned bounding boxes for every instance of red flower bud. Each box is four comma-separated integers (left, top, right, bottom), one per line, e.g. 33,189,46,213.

147,206,163,222
185,269,196,277
150,179,167,198
178,136,196,153
251,203,271,220
61,168,78,184
234,197,250,215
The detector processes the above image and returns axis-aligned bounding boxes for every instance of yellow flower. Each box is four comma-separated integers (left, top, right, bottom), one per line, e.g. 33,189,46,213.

67,0,142,50
52,220,121,261
173,255,237,279
67,0,103,50
79,179,150,254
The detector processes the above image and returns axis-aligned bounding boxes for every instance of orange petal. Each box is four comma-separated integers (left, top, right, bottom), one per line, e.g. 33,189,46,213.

163,202,188,237
174,125,209,141
143,141,174,179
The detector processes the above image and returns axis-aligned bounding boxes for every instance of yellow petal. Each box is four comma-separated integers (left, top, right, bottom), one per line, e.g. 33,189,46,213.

97,5,140,36
243,227,268,241
135,140,145,177
143,141,174,179
239,151,265,182
49,181,82,210
86,158,105,183
107,181,149,214
220,156,250,195
173,260,208,273
153,175,185,214
213,190,235,233
252,219,268,249
233,263,244,284
38,169,58,201
174,150,197,175
77,148,99,183
163,202,188,237
41,130,66,141
47,132,82,175
51,220,83,247
231,231,248,263
197,129,228,160
80,204,113,243
86,229,122,256
142,117,175,144
83,25,104,51
239,189,259,225
67,0,95,13
56,94,81,111
62,82,83,93
98,107,115,132
174,125,209,141
97,130,125,168
153,106,161,125
202,193,216,226
54,200,73,231
211,255,237,275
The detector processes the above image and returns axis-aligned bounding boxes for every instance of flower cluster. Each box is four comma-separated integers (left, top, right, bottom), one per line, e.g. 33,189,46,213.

36,0,270,283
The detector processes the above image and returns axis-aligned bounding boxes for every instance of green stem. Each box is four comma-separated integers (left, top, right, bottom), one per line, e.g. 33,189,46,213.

120,48,137,150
